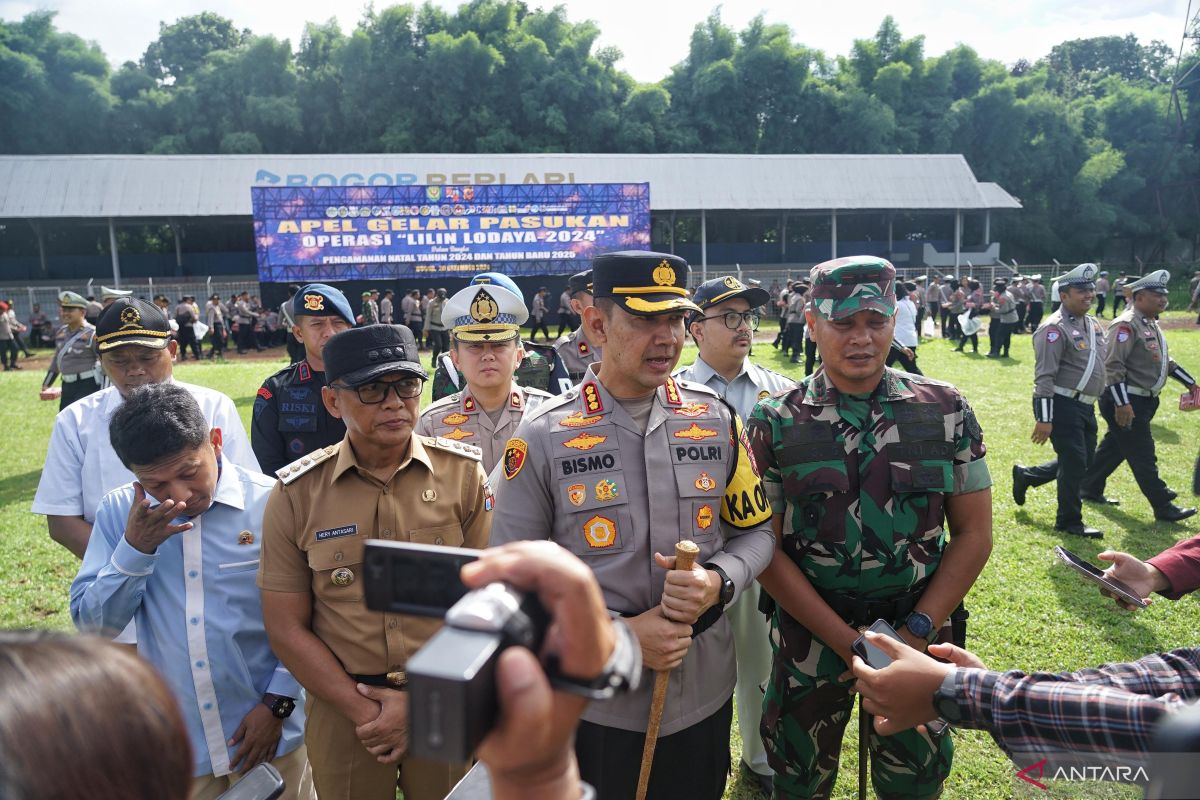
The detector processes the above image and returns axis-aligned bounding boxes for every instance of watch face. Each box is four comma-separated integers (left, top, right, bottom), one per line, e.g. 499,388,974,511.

907,612,933,638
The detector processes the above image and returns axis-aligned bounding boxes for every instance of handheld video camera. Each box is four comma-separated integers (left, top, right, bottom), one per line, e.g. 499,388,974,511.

363,540,551,763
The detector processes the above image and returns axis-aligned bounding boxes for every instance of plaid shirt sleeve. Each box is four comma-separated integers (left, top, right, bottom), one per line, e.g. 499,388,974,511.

949,648,1200,756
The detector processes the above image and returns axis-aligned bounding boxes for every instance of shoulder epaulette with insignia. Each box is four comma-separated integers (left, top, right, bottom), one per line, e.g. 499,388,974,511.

524,386,555,398
424,435,483,461
276,444,338,485
674,377,721,399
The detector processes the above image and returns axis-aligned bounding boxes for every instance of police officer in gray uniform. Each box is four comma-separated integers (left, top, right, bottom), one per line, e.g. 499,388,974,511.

416,281,552,472
1013,263,1108,538
674,274,792,795
554,269,601,388
41,291,101,410
490,251,775,800
1080,270,1198,521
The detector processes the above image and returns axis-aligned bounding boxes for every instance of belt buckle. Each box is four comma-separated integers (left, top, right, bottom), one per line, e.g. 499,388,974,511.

386,670,408,689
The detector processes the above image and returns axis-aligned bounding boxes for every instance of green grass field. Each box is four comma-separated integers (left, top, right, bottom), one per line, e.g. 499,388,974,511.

3,315,1197,800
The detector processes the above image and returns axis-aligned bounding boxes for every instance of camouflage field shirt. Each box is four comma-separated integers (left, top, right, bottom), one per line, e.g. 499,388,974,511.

747,366,991,600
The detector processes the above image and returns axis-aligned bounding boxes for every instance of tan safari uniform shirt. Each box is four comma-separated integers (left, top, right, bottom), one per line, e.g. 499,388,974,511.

258,435,492,676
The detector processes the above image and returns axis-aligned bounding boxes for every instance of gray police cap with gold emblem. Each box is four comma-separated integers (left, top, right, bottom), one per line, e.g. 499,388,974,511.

58,291,88,309
1057,263,1098,290
444,283,528,342
1126,270,1170,295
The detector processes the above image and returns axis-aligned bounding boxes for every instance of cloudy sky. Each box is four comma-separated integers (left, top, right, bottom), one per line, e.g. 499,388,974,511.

3,0,1191,81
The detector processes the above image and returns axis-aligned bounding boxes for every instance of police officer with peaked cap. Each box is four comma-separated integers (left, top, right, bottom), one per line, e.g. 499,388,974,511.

99,285,132,308
258,323,491,800
1080,270,1198,521
416,281,552,472
431,271,570,399
554,269,602,387
747,255,991,799
490,250,775,799
252,283,355,476
1013,262,1108,537
673,274,791,794
41,291,101,410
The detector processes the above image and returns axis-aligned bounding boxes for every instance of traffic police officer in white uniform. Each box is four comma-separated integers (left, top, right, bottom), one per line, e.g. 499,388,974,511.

490,251,775,800
673,274,792,794
1080,270,1198,521
416,281,552,473
1013,263,1108,538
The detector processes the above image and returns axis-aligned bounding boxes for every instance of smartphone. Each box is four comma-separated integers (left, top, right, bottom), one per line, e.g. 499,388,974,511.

851,619,905,669
1054,545,1149,609
363,540,479,617
214,764,284,800
852,619,951,736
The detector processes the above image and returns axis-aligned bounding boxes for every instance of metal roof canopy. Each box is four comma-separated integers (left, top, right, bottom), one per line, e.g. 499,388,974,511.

0,153,1021,219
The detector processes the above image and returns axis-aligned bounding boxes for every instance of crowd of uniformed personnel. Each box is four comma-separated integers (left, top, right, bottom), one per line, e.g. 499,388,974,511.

25,248,1200,800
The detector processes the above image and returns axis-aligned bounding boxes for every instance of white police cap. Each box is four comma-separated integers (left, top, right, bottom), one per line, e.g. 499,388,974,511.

1125,270,1170,295
444,284,528,342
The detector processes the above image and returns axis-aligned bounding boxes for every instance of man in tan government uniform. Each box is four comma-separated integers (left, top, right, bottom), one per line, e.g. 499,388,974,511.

258,324,492,800
416,281,552,473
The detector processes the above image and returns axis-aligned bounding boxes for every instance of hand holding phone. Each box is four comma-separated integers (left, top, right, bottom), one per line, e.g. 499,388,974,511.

1054,546,1149,609
852,620,950,735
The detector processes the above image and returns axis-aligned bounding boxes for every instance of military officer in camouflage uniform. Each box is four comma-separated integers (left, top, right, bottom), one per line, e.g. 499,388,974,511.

674,274,793,795
554,269,601,389
747,256,993,800
1080,270,1198,522
1012,263,1108,538
491,251,775,800
416,282,552,472
431,272,569,400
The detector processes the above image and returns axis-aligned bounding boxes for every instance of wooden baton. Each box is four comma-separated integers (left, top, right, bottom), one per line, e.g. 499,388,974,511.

635,539,701,800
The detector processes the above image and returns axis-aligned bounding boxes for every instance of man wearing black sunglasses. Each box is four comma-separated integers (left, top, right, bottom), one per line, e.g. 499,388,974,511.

675,275,793,794
258,324,492,800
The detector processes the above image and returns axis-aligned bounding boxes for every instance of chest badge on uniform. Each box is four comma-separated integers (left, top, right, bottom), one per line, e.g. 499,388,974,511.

503,438,528,480
694,472,717,492
674,423,718,441
1075,340,1089,350
422,489,437,502
443,427,475,440
238,530,254,545
594,479,619,502
758,389,771,401
696,504,714,530
331,567,355,587
442,412,469,425
567,483,586,506
674,402,709,418
583,515,617,549
560,411,603,428
563,432,607,451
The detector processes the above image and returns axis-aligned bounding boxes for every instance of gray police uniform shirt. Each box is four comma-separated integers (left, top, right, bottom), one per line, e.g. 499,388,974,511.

673,356,794,424
416,383,552,474
1104,308,1190,397
1032,307,1108,421
44,323,98,386
553,325,600,385
489,366,774,736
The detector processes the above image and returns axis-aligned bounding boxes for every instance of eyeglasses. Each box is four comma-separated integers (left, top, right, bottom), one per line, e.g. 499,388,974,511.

332,377,424,404
695,310,760,331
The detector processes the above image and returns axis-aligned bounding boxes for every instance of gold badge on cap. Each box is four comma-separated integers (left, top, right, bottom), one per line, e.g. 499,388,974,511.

422,488,437,502
119,306,142,330
304,294,325,311
470,289,499,323
238,530,254,545
653,260,676,287
331,567,355,586
723,276,742,290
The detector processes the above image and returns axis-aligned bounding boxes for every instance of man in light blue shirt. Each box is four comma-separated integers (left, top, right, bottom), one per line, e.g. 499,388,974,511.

70,383,313,800
674,275,794,794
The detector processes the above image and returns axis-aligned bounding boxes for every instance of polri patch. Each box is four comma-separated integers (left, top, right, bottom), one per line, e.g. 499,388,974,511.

503,438,528,480
315,524,358,542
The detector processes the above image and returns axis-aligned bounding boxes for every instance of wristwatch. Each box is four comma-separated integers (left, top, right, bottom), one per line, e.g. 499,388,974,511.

904,611,938,645
262,693,296,719
932,670,963,724
547,617,643,700
706,563,735,609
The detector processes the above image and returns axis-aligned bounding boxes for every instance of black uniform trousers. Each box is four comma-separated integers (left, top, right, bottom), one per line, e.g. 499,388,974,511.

1096,293,1107,317
59,375,101,410
236,321,258,354
785,319,805,356
1026,302,1044,332
1081,394,1171,509
1022,396,1097,528
574,696,732,800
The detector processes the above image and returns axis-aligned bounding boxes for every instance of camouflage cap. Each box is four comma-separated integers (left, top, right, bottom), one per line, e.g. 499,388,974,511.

808,255,896,320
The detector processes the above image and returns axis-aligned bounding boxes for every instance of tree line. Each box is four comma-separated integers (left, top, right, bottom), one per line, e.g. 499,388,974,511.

2,2,1199,266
